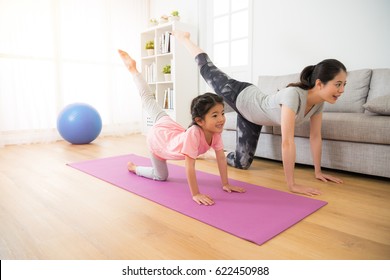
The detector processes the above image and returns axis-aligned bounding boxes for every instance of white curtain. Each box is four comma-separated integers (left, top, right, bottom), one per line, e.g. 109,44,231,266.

0,0,147,146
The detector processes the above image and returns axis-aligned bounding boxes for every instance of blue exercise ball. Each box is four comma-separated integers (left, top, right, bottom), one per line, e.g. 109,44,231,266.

57,103,102,144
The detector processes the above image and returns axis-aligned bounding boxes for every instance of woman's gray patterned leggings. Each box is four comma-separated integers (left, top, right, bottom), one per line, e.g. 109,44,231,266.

195,53,262,169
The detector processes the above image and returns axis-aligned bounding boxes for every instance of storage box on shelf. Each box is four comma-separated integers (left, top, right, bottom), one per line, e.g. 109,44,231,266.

140,21,198,134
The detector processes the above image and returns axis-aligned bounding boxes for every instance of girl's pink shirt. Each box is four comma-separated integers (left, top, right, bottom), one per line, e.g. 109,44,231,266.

147,116,224,160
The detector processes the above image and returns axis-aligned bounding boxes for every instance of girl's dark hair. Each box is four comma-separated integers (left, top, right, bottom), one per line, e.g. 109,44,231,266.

190,92,224,127
287,59,347,90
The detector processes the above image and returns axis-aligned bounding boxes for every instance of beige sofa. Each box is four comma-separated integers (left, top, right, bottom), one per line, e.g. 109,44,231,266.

222,68,390,178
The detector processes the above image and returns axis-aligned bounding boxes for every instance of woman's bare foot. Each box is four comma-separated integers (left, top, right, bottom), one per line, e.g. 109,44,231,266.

172,30,203,57
118,49,138,73
127,161,137,173
172,30,190,41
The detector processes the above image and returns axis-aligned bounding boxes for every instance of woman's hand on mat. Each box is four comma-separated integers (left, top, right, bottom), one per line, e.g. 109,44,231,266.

315,172,343,184
289,184,322,196
222,184,246,193
193,194,215,206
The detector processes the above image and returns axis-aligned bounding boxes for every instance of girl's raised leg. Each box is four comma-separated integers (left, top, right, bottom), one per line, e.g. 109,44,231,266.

118,49,167,122
119,50,169,179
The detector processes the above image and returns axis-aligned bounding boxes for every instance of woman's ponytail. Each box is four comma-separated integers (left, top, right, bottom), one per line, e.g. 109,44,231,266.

293,65,316,89
287,59,346,90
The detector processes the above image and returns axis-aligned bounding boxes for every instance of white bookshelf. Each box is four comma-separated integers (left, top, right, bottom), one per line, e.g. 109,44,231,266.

140,21,198,134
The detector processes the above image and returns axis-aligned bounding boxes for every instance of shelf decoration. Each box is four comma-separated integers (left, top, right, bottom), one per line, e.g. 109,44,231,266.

169,11,180,22
148,18,158,27
162,64,171,81
159,15,169,24
145,40,154,56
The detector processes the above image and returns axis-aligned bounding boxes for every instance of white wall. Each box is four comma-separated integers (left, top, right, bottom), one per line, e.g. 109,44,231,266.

252,0,390,77
150,0,390,81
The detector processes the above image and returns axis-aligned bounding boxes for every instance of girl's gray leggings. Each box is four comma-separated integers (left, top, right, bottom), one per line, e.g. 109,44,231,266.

195,53,262,169
132,73,169,180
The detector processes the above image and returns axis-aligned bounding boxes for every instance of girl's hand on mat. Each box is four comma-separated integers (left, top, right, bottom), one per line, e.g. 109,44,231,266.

315,172,343,184
193,194,215,206
222,184,246,193
290,184,322,196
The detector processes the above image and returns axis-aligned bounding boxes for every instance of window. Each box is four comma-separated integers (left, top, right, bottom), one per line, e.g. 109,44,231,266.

210,0,251,78
0,0,146,146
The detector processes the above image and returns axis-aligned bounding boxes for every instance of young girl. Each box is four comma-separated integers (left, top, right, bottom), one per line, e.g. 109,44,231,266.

118,49,245,206
173,30,346,197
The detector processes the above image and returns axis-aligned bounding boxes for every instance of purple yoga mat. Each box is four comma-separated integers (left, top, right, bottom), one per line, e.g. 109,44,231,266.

68,154,327,245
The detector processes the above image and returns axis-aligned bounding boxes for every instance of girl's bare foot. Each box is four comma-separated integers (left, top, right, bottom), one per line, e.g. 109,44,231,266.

127,161,137,173
118,49,138,73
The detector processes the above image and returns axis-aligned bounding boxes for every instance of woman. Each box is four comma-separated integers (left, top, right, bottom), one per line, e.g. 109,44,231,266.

173,30,346,196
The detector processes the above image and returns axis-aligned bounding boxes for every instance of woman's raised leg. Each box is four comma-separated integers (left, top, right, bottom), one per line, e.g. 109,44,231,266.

173,31,251,110
195,53,252,111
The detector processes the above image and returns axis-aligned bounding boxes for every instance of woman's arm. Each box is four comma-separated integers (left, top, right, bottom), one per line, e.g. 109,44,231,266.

184,155,214,205
280,105,297,188
281,105,321,196
309,113,323,175
310,113,343,184
214,149,245,193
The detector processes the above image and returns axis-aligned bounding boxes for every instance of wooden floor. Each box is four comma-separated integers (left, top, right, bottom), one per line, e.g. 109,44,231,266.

0,134,389,260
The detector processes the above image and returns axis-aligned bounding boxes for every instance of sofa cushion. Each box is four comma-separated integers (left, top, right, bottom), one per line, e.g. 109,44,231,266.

366,69,390,100
271,113,390,145
323,69,372,113
364,69,390,115
363,96,390,115
321,113,390,144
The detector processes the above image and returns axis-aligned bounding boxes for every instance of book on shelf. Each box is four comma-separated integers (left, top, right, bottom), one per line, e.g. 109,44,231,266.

163,88,174,109
144,62,156,83
158,31,172,54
